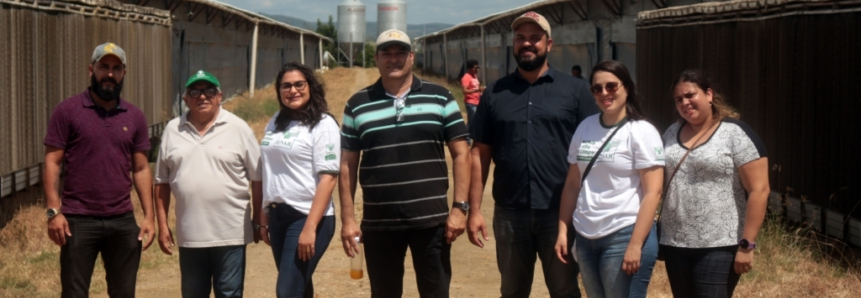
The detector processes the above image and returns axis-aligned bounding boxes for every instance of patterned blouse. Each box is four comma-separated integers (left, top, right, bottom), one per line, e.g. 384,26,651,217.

660,118,767,248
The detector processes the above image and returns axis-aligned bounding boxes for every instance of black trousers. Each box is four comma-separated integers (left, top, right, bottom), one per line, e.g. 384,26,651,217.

363,224,451,298
61,212,141,298
662,245,741,298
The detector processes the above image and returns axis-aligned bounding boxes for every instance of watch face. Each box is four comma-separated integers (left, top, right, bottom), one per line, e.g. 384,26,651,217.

739,239,750,249
47,209,56,218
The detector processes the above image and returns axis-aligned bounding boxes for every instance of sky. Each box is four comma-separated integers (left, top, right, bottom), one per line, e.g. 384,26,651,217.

217,0,538,25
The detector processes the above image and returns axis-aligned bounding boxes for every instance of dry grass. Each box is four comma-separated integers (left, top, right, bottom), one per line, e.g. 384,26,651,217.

0,183,176,298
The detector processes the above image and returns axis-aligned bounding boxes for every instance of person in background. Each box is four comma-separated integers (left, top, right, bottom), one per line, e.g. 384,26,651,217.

154,70,262,298
468,11,599,298
258,62,340,298
571,65,583,79
339,29,471,298
555,60,663,298
461,59,484,144
660,70,769,297
44,42,155,297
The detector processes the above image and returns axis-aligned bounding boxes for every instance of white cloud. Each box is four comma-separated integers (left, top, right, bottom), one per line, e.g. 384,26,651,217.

216,0,537,24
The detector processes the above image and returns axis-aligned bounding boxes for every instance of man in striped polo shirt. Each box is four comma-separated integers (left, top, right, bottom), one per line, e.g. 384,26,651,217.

339,29,471,297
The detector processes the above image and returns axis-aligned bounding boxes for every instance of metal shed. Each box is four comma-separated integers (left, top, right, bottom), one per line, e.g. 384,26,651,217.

636,0,861,219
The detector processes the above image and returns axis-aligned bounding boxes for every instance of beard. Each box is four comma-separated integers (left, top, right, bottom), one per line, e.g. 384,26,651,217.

514,46,547,72
90,75,124,102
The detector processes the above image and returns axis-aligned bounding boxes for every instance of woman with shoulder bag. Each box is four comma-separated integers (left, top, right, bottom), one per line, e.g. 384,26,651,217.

554,60,665,298
659,70,769,297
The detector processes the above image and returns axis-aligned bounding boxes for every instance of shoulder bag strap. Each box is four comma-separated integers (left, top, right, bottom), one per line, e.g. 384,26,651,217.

657,120,719,220
581,118,628,184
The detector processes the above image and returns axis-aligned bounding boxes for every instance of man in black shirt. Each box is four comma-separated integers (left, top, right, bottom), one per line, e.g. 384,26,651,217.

467,11,599,298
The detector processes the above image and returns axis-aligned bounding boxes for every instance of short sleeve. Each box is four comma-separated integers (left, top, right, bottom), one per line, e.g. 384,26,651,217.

312,117,341,175
132,110,151,152
469,89,493,144
728,120,766,167
442,92,468,141
460,75,471,88
153,126,171,184
44,105,69,149
630,120,666,169
567,124,585,164
341,103,362,151
242,124,262,181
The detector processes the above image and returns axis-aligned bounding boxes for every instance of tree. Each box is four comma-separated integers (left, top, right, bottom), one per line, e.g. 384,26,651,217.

316,16,339,65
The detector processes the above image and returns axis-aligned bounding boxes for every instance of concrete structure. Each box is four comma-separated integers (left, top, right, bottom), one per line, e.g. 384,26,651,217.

377,0,407,36
338,0,366,65
416,0,713,84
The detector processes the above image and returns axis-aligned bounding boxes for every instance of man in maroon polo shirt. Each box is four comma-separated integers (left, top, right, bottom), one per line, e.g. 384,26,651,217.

43,42,155,298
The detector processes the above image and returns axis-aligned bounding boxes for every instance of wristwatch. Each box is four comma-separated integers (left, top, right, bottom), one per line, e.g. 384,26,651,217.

739,238,757,250
453,201,470,213
47,208,61,220
252,222,268,232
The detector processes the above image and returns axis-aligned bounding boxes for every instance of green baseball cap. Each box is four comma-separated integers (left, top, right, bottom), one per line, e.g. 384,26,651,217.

185,70,220,88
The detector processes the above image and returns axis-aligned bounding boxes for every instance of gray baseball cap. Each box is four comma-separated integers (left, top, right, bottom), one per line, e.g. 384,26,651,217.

91,42,127,65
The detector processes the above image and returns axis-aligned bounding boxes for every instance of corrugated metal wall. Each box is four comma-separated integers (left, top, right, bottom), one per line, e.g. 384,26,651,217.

419,0,659,84
0,1,171,177
637,12,861,218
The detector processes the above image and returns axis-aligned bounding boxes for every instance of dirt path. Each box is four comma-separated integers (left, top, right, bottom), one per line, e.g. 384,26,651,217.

118,68,573,298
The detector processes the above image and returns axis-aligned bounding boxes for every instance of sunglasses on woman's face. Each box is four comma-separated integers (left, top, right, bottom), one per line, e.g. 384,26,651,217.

279,81,307,92
590,82,622,94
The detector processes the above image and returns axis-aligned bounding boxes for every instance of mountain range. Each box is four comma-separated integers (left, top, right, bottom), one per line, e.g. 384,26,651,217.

260,13,453,40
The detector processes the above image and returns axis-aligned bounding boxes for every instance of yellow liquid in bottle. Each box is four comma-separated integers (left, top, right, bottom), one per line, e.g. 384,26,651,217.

350,269,363,279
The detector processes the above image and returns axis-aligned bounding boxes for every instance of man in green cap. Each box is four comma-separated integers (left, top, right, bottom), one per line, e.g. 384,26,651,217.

153,70,263,297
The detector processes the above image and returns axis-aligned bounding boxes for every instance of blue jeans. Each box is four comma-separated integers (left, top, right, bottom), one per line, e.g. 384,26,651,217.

179,245,247,298
493,207,581,298
364,224,451,298
268,203,335,298
465,103,477,143
662,245,740,298
61,212,141,298
575,224,658,298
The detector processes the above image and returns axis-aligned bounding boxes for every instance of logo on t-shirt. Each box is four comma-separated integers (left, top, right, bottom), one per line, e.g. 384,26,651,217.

577,139,620,162
325,143,336,161
654,147,665,161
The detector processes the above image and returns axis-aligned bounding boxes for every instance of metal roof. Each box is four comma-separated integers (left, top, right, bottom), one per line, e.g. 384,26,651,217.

172,0,332,42
414,0,570,40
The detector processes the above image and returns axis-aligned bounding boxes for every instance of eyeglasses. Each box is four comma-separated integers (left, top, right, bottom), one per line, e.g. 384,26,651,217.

280,81,307,91
395,98,406,123
590,82,622,94
187,88,218,98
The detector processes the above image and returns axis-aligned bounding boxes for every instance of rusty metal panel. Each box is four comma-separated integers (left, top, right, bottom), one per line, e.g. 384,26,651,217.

637,11,861,219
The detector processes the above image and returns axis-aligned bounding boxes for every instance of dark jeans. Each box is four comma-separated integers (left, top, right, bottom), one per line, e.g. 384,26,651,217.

179,245,247,298
268,203,335,298
493,207,581,298
363,224,451,298
61,212,141,298
662,245,741,298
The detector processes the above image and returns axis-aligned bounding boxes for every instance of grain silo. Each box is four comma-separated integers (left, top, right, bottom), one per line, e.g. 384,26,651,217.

377,0,406,37
337,0,366,65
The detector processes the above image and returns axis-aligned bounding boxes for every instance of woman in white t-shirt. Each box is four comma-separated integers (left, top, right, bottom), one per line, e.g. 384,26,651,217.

258,62,340,298
660,70,769,297
554,60,664,298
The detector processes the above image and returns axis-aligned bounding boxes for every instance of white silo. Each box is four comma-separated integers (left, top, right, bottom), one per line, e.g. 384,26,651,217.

377,0,407,37
337,0,366,66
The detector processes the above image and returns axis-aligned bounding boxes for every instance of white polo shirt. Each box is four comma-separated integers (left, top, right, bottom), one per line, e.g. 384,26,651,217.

259,113,340,216
154,108,262,248
568,115,665,239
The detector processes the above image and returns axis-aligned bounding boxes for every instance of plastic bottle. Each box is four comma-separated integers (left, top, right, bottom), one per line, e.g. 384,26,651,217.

350,236,363,279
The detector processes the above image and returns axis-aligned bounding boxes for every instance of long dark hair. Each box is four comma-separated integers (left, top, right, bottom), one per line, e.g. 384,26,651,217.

273,62,329,131
671,69,739,122
589,60,645,121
